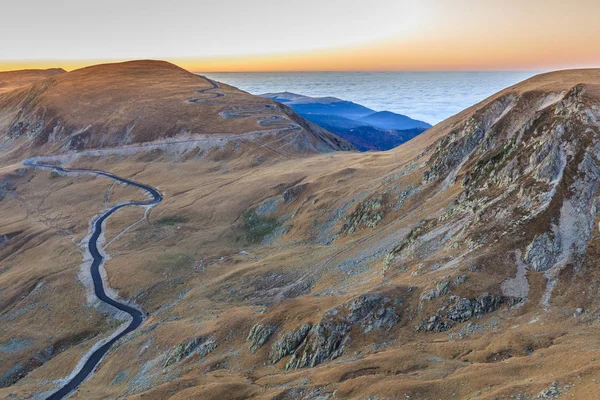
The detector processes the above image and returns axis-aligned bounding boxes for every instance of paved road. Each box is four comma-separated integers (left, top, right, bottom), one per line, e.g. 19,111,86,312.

188,77,224,103
23,160,162,400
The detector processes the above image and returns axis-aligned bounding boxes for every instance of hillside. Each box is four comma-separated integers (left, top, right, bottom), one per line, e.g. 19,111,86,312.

0,68,65,95
261,92,430,151
302,113,426,151
0,61,353,159
2,67,600,399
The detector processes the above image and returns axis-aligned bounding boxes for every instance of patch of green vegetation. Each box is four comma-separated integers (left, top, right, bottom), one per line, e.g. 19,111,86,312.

243,209,280,244
156,214,189,226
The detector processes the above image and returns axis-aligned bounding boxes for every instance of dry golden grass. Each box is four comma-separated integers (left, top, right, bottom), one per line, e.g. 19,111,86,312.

2,65,600,399
0,61,351,158
0,68,65,94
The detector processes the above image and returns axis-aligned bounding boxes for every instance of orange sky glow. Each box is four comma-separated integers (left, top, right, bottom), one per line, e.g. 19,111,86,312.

1,0,599,72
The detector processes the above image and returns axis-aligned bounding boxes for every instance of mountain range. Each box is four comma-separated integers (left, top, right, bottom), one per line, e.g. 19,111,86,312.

1,61,600,399
261,92,431,151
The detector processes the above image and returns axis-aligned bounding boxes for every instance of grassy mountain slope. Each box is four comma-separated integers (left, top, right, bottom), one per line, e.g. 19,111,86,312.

2,66,600,399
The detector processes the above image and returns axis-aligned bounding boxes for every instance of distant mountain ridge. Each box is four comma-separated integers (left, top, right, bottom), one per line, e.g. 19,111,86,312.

0,62,354,155
263,92,375,120
261,92,431,151
357,110,431,130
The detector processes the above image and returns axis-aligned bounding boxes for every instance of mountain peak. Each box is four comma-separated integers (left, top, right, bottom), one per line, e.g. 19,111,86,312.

0,61,353,155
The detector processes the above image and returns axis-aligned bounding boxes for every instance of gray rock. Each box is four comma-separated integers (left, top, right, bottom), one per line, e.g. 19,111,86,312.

269,323,312,364
361,306,401,333
524,233,560,272
247,323,277,353
285,316,351,370
340,194,385,234
537,381,560,399
419,293,520,333
418,314,456,333
255,197,282,216
532,141,563,183
163,335,216,368
284,293,401,369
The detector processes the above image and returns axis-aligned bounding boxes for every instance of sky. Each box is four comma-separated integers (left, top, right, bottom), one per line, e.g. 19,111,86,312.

1,0,599,72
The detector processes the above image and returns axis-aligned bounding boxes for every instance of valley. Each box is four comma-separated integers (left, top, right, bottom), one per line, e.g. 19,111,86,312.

1,62,600,400
261,92,431,151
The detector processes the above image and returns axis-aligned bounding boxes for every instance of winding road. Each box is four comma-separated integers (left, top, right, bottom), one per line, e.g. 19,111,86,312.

17,77,320,398
23,159,162,400
188,77,224,103
186,77,304,156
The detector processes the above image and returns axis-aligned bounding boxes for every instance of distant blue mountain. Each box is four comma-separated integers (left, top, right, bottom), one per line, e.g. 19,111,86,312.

357,111,431,130
261,92,431,151
263,92,374,120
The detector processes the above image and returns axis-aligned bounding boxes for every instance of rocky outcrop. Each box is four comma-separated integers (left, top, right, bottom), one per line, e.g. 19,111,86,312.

422,94,517,185
524,233,560,272
383,219,436,270
282,294,401,369
247,323,277,353
269,323,312,364
340,194,385,234
361,305,401,333
163,335,216,368
531,140,564,184
418,293,521,333
419,273,469,304
285,317,350,370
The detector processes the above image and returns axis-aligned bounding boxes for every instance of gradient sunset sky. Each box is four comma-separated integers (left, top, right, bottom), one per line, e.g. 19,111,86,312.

2,0,599,72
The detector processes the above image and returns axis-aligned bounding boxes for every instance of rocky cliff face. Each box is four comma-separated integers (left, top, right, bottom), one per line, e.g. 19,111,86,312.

385,80,600,308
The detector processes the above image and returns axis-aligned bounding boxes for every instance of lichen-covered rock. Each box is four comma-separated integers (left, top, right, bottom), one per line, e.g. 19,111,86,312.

524,233,560,272
422,94,516,185
384,219,439,270
361,306,400,333
531,140,564,184
163,335,216,368
419,273,469,309
340,194,385,234
285,316,351,370
269,323,312,364
420,278,453,303
394,186,419,210
247,323,277,353
446,294,503,322
346,294,384,322
419,293,520,333
418,314,456,333
537,381,560,399
284,293,401,369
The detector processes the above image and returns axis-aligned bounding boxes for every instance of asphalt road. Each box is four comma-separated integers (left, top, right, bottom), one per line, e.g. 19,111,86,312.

188,76,224,103
23,160,162,400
